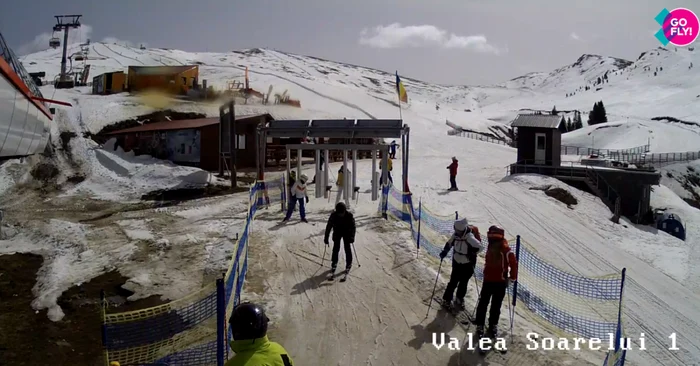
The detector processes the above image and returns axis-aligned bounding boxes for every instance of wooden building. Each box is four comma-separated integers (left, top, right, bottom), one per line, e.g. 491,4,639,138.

127,65,199,95
92,71,126,95
511,114,562,166
105,114,273,171
508,113,660,223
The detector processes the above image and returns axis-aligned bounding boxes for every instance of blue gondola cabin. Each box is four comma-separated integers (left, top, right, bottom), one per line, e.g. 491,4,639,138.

657,212,686,241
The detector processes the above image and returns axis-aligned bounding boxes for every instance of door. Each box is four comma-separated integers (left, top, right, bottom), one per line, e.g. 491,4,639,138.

535,133,546,164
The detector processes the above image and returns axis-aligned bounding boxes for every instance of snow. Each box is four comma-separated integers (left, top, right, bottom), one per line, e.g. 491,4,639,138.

2,43,698,365
58,137,212,201
562,118,700,153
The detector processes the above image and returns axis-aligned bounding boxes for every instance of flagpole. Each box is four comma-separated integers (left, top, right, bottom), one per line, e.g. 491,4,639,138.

397,94,403,120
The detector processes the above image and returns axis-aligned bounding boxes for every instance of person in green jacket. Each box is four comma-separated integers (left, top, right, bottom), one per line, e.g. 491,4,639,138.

226,302,294,366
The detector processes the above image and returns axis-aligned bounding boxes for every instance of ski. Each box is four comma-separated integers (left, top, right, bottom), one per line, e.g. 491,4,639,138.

339,269,350,282
432,297,471,324
477,331,508,355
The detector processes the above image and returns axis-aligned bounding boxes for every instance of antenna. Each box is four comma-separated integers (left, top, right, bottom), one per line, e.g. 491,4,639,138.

53,14,82,89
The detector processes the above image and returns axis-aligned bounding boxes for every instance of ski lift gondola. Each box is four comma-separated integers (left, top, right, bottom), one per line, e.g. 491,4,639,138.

49,37,60,49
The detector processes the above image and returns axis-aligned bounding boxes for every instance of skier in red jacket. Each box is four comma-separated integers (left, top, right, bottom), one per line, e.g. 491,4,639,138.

474,225,518,340
447,157,458,191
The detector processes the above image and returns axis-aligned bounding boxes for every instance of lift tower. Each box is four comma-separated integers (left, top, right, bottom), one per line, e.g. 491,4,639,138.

53,14,82,89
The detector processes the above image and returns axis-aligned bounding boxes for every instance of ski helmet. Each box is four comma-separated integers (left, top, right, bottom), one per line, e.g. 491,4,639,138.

454,218,468,233
300,174,308,182
487,225,505,239
229,302,269,340
335,202,347,214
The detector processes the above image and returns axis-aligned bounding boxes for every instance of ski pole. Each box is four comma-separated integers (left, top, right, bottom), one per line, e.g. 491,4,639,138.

426,258,443,318
471,273,481,318
507,283,515,344
321,244,328,267
351,242,361,267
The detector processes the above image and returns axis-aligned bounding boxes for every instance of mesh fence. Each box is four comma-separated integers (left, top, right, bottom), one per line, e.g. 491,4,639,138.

379,184,628,365
102,176,285,366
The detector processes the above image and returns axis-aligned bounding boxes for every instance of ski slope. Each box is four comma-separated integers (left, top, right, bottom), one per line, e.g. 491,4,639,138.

3,43,699,365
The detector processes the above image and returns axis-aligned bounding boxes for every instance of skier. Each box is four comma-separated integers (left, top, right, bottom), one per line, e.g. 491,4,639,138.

226,302,295,366
446,157,458,191
380,158,393,185
389,140,398,159
335,166,352,205
439,218,482,312
324,202,356,277
474,225,518,341
283,174,309,222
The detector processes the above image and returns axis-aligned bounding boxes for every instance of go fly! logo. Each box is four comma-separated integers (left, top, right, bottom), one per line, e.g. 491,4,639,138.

654,8,699,47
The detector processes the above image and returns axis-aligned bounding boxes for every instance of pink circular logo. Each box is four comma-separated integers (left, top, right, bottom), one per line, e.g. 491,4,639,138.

663,8,699,46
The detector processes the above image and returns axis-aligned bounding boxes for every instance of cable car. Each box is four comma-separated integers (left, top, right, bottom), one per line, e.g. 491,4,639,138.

49,37,60,49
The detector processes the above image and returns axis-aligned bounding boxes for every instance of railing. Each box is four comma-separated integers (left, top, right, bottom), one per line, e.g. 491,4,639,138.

101,177,286,366
624,151,700,167
561,144,650,157
449,131,514,146
378,184,627,366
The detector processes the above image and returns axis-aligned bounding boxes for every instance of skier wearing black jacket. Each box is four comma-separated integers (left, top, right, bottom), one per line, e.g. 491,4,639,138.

324,202,356,277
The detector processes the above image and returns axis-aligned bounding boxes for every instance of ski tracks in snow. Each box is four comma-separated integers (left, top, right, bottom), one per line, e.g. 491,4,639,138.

244,205,598,365
469,182,699,366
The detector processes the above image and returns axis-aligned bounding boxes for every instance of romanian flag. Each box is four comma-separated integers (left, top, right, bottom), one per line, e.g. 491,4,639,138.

395,71,408,103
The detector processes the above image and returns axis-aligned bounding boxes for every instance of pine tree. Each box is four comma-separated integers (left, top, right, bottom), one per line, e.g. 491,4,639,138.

552,106,558,115
598,100,608,123
558,116,567,133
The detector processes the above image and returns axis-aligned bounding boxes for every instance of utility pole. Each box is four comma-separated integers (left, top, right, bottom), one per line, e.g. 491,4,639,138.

53,15,82,89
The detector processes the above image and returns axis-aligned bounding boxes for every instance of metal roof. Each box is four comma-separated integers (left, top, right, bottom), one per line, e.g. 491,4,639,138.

511,114,563,129
261,119,406,138
127,65,198,75
106,114,272,135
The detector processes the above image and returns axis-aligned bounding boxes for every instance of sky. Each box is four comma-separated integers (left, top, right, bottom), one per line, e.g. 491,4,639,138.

2,0,698,85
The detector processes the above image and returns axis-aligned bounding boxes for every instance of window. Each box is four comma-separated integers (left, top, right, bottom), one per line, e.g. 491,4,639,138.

675,227,679,233
662,222,667,229
182,77,187,85
267,137,273,143
237,135,246,149
536,135,546,149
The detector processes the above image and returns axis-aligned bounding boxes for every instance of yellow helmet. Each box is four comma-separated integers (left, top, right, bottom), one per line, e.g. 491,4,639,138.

110,362,121,366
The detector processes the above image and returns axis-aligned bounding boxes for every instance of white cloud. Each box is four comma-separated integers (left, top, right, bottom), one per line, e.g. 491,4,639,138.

358,23,505,54
17,24,144,55
570,32,581,41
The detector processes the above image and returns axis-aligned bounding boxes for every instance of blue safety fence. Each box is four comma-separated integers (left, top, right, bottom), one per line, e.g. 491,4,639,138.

102,176,285,366
379,183,628,365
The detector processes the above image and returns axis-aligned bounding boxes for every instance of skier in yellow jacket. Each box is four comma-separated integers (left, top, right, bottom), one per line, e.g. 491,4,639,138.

226,302,294,366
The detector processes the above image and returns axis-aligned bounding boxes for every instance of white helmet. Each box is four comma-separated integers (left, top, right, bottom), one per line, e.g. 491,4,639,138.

454,218,468,232
300,174,308,182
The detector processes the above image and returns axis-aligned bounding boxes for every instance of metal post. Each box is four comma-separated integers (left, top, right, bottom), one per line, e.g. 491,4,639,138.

315,149,322,198
216,278,225,366
229,102,236,187
416,199,422,256
296,149,302,178
404,127,410,192
512,235,521,307
455,211,458,220
324,149,330,199
352,149,358,200
371,148,378,201
342,150,349,203
380,148,388,189
286,149,291,210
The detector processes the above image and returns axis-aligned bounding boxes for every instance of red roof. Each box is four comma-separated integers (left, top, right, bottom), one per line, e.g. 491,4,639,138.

106,114,273,135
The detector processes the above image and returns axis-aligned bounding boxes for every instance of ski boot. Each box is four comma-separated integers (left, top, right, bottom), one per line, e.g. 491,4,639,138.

440,298,453,311
475,325,485,339
487,324,499,338
452,298,465,312
301,218,308,223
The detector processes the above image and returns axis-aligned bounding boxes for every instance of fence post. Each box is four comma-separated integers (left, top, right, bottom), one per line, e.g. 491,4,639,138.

455,211,458,220
512,235,521,307
614,268,626,348
216,278,225,366
416,198,422,256
100,290,109,365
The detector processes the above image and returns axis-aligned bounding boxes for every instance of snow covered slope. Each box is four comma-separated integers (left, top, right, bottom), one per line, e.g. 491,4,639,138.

8,43,700,365
562,118,700,152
